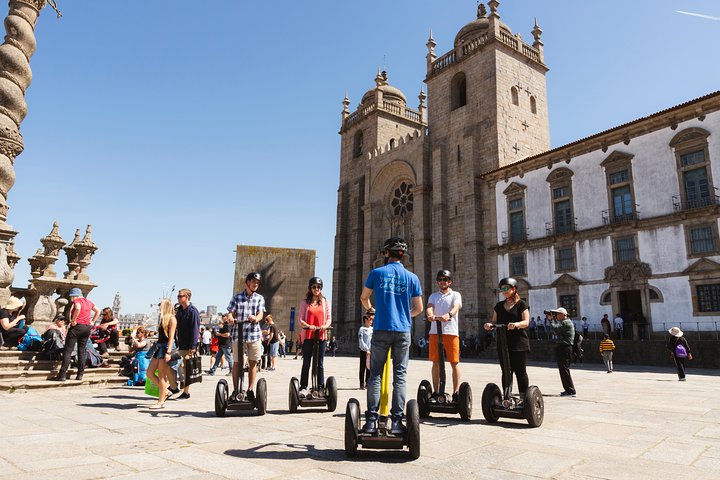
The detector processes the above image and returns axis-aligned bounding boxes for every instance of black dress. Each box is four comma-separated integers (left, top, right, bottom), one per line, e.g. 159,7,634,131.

493,300,530,395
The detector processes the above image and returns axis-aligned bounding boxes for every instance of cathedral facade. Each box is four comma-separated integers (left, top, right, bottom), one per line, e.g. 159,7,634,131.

332,2,720,342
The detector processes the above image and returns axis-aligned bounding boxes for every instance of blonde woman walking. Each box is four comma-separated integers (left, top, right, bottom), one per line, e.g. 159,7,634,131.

146,299,177,409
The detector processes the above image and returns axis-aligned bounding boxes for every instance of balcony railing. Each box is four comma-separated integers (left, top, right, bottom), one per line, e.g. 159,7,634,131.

501,230,528,245
673,192,720,211
602,208,640,225
545,220,576,236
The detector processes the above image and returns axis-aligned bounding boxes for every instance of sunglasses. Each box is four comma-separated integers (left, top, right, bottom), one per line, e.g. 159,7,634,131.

437,277,450,282
311,285,322,290
177,294,187,298
499,286,512,292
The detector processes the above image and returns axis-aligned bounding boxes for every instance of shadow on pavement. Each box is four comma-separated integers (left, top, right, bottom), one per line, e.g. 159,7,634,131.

225,442,417,463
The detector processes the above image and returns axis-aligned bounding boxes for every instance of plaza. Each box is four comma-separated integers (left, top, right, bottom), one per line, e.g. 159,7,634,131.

2,354,719,479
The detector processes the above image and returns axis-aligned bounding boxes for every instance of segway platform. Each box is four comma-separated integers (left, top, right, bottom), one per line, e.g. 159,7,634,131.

288,327,338,412
417,318,472,421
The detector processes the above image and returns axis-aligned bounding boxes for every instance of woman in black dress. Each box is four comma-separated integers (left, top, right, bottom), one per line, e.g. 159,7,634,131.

484,277,531,397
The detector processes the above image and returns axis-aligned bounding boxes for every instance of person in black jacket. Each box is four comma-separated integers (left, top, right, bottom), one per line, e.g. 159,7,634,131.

667,327,692,381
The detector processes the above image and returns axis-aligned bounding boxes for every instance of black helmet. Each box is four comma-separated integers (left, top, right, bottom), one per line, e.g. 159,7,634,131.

308,277,323,288
245,272,262,283
381,236,408,253
436,269,452,281
499,277,517,288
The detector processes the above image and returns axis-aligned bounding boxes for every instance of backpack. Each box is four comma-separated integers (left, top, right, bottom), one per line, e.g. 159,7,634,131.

17,327,43,351
675,342,688,359
572,331,584,362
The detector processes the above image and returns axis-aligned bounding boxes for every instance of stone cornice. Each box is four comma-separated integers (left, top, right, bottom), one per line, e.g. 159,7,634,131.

481,91,720,185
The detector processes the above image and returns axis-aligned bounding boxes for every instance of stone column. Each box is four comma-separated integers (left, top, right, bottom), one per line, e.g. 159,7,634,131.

0,0,49,304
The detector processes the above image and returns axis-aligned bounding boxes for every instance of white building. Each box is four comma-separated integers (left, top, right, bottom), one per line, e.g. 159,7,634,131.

485,91,720,338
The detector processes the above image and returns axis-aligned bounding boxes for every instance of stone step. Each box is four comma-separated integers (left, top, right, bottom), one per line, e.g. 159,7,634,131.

0,357,121,371
0,376,128,391
0,367,120,380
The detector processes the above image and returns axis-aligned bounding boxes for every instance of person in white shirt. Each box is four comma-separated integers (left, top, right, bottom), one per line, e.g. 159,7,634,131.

425,269,463,400
614,314,624,340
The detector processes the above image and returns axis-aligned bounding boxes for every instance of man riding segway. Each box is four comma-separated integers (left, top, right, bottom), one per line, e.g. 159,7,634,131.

354,237,423,451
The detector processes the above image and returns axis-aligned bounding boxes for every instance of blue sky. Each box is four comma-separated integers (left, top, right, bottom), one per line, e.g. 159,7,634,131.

9,0,720,315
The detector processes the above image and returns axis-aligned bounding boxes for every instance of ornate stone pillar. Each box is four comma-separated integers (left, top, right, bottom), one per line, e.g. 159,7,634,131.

0,0,50,304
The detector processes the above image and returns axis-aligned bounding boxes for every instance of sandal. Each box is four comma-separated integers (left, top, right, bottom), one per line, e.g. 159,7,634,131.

148,403,165,410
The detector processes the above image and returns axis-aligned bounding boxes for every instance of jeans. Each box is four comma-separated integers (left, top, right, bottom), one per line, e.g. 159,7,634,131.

366,330,411,421
210,344,233,372
301,338,326,389
60,324,92,376
359,350,369,387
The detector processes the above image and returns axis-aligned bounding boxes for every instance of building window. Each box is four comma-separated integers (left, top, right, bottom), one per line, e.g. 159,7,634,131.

503,182,527,244
451,72,467,110
555,246,575,272
530,96,537,114
391,182,413,217
509,198,525,243
353,130,364,158
601,291,612,304
559,295,578,317
697,284,720,312
671,128,715,210
510,253,526,276
511,86,519,106
546,168,574,235
688,223,718,256
614,236,636,263
389,138,396,149
601,151,636,224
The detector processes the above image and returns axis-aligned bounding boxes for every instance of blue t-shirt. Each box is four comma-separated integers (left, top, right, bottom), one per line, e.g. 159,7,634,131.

364,261,422,332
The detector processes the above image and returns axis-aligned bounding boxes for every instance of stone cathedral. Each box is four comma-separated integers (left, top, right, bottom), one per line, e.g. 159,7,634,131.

332,2,547,341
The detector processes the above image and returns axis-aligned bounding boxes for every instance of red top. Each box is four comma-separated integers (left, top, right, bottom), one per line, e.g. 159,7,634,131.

72,297,95,325
304,303,327,341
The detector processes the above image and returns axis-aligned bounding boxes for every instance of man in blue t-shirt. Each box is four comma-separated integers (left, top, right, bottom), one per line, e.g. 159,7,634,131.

360,236,423,435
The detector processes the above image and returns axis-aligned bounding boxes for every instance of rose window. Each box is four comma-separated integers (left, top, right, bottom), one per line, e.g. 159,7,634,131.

392,182,414,217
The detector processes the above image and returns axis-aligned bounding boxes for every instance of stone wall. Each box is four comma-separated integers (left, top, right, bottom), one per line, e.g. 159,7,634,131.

233,245,315,343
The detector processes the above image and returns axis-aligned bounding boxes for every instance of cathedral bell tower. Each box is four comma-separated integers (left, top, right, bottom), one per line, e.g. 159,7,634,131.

333,70,426,338
421,1,551,331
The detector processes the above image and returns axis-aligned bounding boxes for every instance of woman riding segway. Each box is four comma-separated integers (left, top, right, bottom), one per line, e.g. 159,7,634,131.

481,277,543,427
288,276,338,412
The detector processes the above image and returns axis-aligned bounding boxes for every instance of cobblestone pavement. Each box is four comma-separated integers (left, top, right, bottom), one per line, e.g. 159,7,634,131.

1,355,719,479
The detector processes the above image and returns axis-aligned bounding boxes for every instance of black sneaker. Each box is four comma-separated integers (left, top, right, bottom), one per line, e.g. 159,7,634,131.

362,419,378,434
178,392,190,400
390,418,406,435
167,387,180,399
560,391,576,397
75,373,84,381
428,393,439,404
246,390,255,403
49,375,66,382
452,392,459,403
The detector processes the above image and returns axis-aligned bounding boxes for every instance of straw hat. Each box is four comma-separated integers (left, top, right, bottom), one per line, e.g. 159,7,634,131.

668,327,684,337
4,296,23,311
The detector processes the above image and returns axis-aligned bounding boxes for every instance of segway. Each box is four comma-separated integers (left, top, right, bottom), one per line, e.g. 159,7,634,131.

481,324,543,427
215,323,267,416
344,348,421,459
288,326,338,412
417,317,472,421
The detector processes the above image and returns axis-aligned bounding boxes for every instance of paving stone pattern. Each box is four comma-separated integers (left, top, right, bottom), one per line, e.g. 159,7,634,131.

1,356,719,479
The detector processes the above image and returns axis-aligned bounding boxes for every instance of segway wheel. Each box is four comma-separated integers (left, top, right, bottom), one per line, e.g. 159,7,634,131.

417,379,432,418
326,376,338,412
344,398,360,457
406,399,421,459
256,378,268,416
458,382,472,421
289,377,300,412
481,383,501,423
524,385,544,428
214,379,228,417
